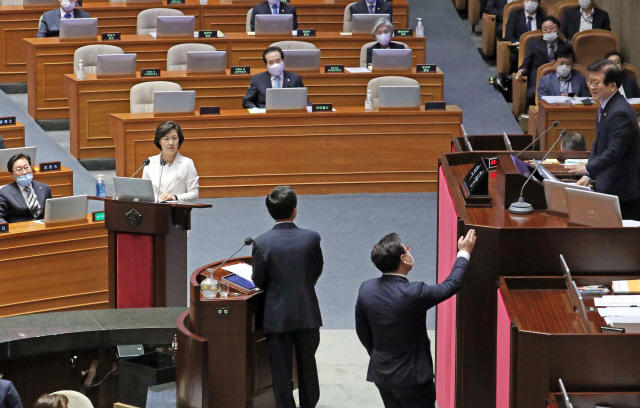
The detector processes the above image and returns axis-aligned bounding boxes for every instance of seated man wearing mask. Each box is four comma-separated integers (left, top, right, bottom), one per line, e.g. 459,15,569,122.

242,46,308,109
516,16,566,106
349,0,393,23
366,18,405,67
249,0,297,32
37,0,90,38
504,0,546,73
561,0,610,41
0,154,52,224
538,44,589,99
605,51,640,98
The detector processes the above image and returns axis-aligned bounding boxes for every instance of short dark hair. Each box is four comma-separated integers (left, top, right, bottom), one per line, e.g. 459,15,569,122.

555,44,576,63
541,16,561,29
587,59,622,88
33,394,68,408
7,153,31,172
371,233,406,273
263,46,284,65
265,185,297,220
604,51,624,65
154,121,184,150
561,132,587,151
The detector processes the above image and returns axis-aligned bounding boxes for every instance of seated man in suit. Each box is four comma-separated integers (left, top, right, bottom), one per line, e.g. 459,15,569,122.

0,153,52,224
356,229,476,408
605,51,640,98
504,0,546,73
516,16,566,106
561,132,587,151
538,44,589,99
366,18,405,66
560,0,610,41
242,46,308,109
0,379,22,408
485,0,508,40
349,0,393,23
36,0,90,38
250,0,297,32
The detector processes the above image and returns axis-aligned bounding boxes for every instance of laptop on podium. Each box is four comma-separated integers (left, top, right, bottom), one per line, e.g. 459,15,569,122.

565,188,640,227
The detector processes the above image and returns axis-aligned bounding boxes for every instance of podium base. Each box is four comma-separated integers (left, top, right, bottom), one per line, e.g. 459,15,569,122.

508,197,534,214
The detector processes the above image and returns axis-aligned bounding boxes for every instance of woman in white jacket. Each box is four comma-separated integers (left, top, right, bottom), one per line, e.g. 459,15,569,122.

142,121,199,202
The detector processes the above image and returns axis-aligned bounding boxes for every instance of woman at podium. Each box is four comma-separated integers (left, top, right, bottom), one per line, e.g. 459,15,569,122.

142,121,199,202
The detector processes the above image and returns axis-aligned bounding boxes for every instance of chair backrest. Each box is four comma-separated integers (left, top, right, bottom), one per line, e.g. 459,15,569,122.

573,29,617,68
518,30,543,67
1,0,22,5
359,41,409,67
167,43,217,71
623,63,638,82
502,0,523,36
246,8,252,32
269,41,317,50
553,0,578,19
367,76,419,106
52,391,94,408
343,2,357,32
540,0,564,15
130,81,182,113
137,8,185,35
73,44,124,73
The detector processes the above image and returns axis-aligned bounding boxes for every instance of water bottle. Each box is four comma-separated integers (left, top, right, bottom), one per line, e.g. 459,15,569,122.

96,174,106,198
77,59,85,80
365,89,374,111
416,18,424,37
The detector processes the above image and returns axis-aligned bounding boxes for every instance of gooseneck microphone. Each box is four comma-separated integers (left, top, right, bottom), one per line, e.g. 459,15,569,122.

158,158,167,196
509,129,567,214
515,120,560,158
211,237,255,275
131,158,150,178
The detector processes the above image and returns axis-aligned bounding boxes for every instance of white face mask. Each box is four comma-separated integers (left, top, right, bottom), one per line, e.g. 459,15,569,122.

60,0,76,12
556,64,572,78
543,31,558,43
578,0,592,9
524,1,538,14
376,33,391,46
402,252,414,266
267,0,279,6
267,62,284,77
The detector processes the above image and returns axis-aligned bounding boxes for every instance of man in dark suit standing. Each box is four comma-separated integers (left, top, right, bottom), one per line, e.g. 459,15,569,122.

349,0,393,22
504,0,546,72
0,379,22,408
567,59,640,220
36,0,90,38
252,186,323,408
0,153,52,224
560,0,610,41
250,0,298,32
242,46,308,109
355,230,476,408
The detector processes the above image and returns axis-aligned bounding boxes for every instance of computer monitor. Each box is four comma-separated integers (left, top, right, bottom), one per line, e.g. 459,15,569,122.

254,14,294,35
566,188,623,227
282,49,321,71
265,88,308,111
156,16,195,38
503,132,513,151
543,179,591,215
560,254,592,333
351,14,391,34
113,177,156,202
24,0,58,6
153,90,196,114
378,85,420,108
44,195,88,225
96,54,137,77
186,51,227,74
0,147,37,171
372,48,412,71
59,18,99,40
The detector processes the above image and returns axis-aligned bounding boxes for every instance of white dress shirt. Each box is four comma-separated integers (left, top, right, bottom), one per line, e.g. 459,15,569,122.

579,8,594,32
270,72,284,88
141,152,199,202
557,73,573,95
60,8,74,19
525,12,537,31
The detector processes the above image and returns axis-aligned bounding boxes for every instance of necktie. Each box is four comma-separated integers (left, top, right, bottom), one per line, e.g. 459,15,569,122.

274,76,281,88
597,105,604,124
64,13,71,19
272,4,278,14
369,4,375,13
526,16,532,31
23,186,41,218
548,45,555,61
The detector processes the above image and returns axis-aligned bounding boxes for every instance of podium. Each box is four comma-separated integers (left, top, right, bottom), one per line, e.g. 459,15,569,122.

100,197,211,308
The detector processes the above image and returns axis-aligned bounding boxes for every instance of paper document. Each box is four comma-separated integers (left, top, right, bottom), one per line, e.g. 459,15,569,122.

598,307,640,317
540,96,571,104
149,32,156,38
222,263,254,282
569,97,593,105
627,98,640,105
345,67,371,73
598,295,640,306
609,316,640,323
248,108,267,114
564,159,588,164
623,220,640,227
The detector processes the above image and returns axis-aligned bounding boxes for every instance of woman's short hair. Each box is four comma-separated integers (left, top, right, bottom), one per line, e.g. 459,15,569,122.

154,121,185,150
33,394,68,408
371,18,393,38
371,233,405,273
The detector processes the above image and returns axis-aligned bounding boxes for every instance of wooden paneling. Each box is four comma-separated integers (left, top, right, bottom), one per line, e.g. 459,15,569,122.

0,166,73,197
0,122,25,148
64,68,444,160
598,0,640,68
0,216,108,318
110,107,461,197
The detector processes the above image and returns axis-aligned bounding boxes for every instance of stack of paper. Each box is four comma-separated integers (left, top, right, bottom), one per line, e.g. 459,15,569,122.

221,263,254,283
540,96,571,104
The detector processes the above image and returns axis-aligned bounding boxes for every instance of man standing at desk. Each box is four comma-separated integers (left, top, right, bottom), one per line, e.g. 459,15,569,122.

567,59,640,220
252,186,323,408
36,0,90,38
0,154,52,224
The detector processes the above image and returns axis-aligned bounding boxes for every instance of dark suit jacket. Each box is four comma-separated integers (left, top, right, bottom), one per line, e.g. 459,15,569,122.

560,7,610,40
0,135,5,149
252,222,323,334
349,0,393,22
0,181,52,223
486,0,508,22
586,91,640,202
0,380,22,408
504,9,546,43
537,70,589,98
622,76,640,99
242,70,307,109
366,41,405,65
519,38,566,89
36,8,91,38
250,2,297,31
355,257,469,386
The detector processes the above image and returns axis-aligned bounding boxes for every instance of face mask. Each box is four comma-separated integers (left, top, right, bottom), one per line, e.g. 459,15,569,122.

524,1,538,14
543,31,558,43
578,0,592,9
556,64,572,78
60,0,76,12
267,62,284,77
376,33,391,46
402,252,414,266
15,173,33,187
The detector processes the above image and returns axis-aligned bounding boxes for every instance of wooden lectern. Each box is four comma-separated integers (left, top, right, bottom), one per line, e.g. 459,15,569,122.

99,197,211,308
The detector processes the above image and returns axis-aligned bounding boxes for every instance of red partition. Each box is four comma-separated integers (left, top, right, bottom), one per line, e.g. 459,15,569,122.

496,289,512,408
116,233,154,308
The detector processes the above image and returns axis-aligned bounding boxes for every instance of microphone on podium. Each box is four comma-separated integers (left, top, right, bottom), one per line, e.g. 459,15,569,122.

131,158,150,178
515,120,560,158
509,129,567,214
211,237,255,275
158,158,167,192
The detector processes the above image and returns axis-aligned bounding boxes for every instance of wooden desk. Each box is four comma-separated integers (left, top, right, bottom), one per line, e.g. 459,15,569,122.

110,107,462,197
436,152,640,408
0,216,108,317
64,68,444,160
0,167,73,197
25,33,426,120
548,392,640,408
451,134,533,152
0,122,25,148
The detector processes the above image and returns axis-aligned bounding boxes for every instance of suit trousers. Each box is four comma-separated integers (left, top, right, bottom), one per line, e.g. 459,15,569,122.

375,381,436,408
621,197,640,221
266,328,320,408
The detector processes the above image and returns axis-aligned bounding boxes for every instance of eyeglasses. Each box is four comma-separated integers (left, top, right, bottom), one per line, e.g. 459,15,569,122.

586,80,601,88
12,164,31,175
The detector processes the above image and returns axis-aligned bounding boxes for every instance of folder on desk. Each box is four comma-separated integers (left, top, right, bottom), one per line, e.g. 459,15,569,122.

613,279,640,294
